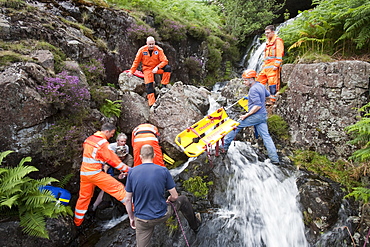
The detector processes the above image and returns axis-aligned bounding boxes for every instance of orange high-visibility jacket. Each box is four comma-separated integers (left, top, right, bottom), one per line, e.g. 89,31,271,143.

81,131,129,175
263,34,284,68
129,45,168,74
132,124,165,167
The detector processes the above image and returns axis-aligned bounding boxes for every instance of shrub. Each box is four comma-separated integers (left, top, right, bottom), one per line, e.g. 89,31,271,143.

183,56,203,76
280,0,370,61
157,19,186,41
38,71,90,111
0,151,73,239
206,45,222,72
267,115,290,140
127,23,159,42
38,122,89,167
80,58,105,86
187,24,210,40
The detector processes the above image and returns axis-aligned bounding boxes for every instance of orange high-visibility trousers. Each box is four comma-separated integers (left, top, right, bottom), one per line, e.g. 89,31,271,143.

74,171,126,226
143,68,171,85
257,62,280,88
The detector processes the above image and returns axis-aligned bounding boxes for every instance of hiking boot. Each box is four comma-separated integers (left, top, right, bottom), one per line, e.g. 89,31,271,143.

272,161,280,166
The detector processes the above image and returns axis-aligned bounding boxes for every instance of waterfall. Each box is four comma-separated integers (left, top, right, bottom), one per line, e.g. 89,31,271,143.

195,141,309,247
240,17,298,73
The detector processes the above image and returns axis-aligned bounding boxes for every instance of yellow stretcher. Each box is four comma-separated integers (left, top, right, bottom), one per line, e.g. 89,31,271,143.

175,107,240,157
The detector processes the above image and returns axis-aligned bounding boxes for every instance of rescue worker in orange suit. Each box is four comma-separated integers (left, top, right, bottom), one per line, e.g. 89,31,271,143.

132,123,165,167
127,36,171,106
74,123,130,227
257,25,284,104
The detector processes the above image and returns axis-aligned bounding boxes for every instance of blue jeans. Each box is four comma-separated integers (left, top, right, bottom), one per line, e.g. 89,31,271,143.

223,113,279,163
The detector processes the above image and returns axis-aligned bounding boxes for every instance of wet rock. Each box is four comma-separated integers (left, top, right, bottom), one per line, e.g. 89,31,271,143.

0,216,76,247
297,174,344,242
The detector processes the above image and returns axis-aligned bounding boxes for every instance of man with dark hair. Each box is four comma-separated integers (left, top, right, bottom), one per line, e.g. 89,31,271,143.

127,36,172,106
74,123,130,226
257,24,284,104
125,144,201,247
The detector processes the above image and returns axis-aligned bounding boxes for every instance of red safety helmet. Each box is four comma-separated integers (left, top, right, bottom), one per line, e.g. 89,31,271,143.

242,69,257,79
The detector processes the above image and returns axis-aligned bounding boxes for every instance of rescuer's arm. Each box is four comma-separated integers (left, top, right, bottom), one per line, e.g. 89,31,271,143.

125,192,136,229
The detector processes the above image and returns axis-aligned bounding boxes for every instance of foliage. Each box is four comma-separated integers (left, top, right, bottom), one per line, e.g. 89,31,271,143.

108,0,223,34
346,102,370,162
156,19,187,41
293,52,334,64
206,44,222,73
0,50,32,66
345,187,370,203
59,17,95,40
267,115,290,140
0,40,65,70
126,22,160,43
219,0,283,44
183,56,203,76
183,176,213,198
80,58,106,86
165,216,178,234
106,0,239,85
186,24,210,40
0,151,73,239
37,71,91,112
100,99,123,118
280,0,370,62
290,150,363,188
37,120,90,167
57,173,74,189
0,0,25,9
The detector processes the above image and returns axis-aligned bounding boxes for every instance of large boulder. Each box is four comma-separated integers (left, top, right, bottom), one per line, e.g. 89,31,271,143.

149,81,211,160
277,61,370,160
0,63,55,155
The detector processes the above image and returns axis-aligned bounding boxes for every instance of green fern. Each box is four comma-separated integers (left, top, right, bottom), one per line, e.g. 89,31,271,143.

345,102,370,162
57,173,74,188
345,187,370,203
280,0,370,62
99,99,122,118
0,151,73,239
336,1,370,49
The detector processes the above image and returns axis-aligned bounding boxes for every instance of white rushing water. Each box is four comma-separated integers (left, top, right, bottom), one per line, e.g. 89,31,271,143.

216,141,309,247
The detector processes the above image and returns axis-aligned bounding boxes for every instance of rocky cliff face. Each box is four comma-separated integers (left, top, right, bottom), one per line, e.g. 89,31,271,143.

278,61,370,160
1,0,369,246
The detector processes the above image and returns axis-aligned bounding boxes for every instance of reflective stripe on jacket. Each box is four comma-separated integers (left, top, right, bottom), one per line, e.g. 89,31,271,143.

81,131,128,175
263,34,284,68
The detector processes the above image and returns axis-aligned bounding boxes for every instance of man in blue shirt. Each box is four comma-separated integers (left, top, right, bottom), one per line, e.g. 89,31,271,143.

222,69,279,164
125,144,201,247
